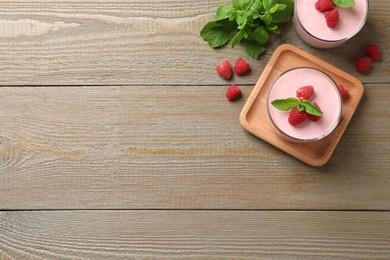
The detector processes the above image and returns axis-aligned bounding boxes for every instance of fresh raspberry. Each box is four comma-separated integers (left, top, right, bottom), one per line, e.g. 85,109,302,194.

338,84,349,99
308,103,322,122
355,56,371,74
365,43,381,62
296,86,314,100
225,84,241,101
288,107,308,126
324,9,339,29
315,0,336,12
216,60,232,80
234,57,251,75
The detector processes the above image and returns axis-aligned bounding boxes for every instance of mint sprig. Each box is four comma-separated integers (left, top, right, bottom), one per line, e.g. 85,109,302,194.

332,0,355,8
200,0,294,59
271,98,323,116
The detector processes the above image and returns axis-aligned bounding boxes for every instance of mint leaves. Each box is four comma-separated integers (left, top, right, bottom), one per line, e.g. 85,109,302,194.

271,98,323,116
200,0,294,59
332,0,355,8
271,97,300,111
200,20,237,48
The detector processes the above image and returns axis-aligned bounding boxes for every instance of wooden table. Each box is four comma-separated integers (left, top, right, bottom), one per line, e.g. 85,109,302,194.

1,1,389,259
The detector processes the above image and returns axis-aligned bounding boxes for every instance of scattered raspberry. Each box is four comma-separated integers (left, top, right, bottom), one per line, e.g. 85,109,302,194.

355,56,371,74
315,0,336,12
234,58,251,75
288,107,308,126
338,84,349,99
365,43,381,62
225,84,241,101
216,60,232,80
324,9,339,29
308,103,322,122
296,86,314,100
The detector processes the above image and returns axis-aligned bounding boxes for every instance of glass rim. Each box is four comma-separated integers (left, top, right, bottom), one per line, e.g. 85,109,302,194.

294,0,369,44
267,67,343,143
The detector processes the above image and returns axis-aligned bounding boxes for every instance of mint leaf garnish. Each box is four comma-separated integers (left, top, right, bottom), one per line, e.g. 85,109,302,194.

271,97,300,111
296,103,305,112
200,19,237,48
271,98,323,117
301,100,323,116
200,0,294,59
332,0,355,8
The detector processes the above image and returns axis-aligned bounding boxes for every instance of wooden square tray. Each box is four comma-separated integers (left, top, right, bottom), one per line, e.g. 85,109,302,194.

240,44,364,166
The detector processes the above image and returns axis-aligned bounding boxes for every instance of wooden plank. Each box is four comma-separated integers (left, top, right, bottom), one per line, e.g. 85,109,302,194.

0,0,388,85
1,210,390,259
0,251,13,260
0,85,389,210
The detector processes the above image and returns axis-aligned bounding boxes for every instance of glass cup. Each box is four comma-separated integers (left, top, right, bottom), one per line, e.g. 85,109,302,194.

293,0,369,48
267,67,342,142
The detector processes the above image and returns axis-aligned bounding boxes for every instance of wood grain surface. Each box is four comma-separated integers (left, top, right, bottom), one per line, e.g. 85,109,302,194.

1,211,390,259
1,0,389,259
0,0,388,85
0,85,389,210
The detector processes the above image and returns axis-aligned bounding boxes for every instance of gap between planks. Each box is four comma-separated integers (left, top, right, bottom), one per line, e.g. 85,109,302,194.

1,209,390,212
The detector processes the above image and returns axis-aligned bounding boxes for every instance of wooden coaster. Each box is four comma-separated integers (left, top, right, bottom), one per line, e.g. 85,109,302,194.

240,44,364,166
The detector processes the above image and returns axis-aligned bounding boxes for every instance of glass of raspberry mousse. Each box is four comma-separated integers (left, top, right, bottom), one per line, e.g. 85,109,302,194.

293,0,369,48
267,67,342,142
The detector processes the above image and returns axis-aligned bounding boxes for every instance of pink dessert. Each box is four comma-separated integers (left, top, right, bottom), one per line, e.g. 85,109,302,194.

267,67,342,142
293,0,368,48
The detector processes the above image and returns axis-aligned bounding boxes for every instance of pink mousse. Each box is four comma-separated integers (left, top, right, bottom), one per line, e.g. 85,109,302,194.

268,67,342,141
293,0,368,48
